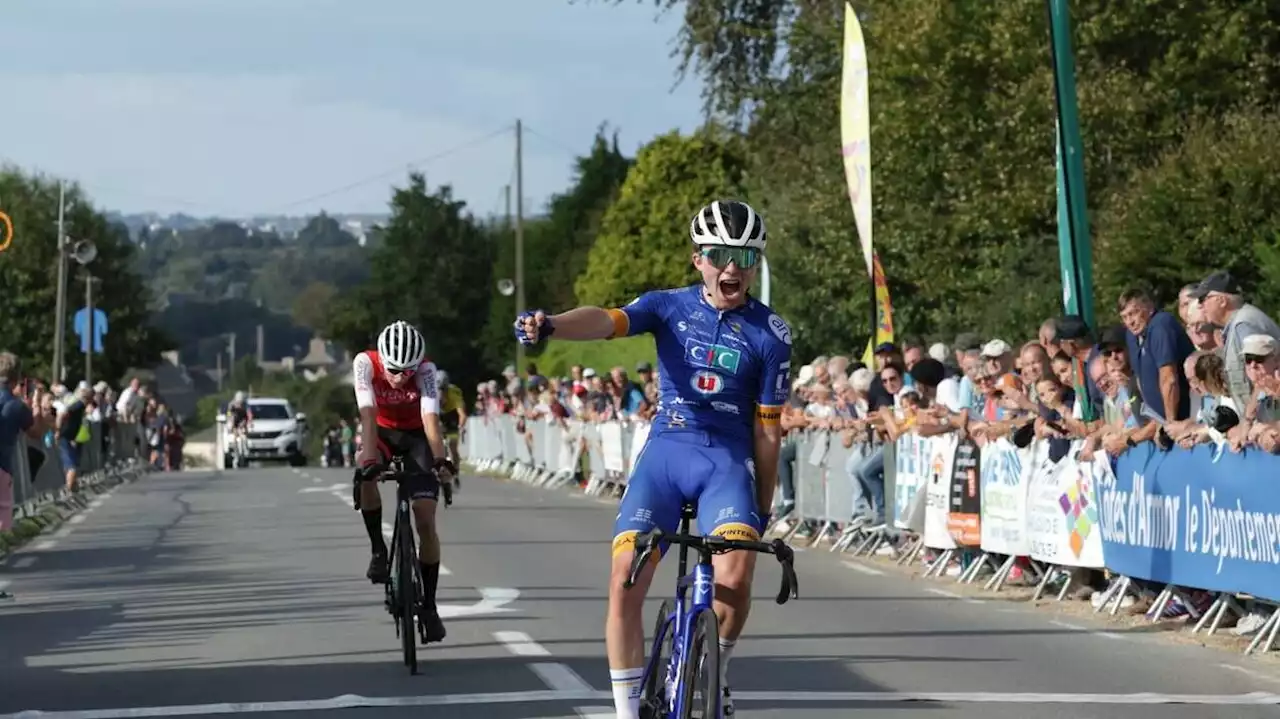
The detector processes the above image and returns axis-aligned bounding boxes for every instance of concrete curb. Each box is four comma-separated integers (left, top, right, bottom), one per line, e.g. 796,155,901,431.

0,460,151,559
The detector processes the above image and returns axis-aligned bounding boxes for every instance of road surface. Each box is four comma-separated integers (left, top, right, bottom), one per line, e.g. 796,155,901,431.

2,466,1279,718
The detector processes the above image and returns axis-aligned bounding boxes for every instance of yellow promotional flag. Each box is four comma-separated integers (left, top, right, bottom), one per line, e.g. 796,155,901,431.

841,2,872,276
842,4,894,366
860,253,895,366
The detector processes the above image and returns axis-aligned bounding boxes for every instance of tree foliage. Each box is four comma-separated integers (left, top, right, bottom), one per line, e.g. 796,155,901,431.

599,0,1280,353
0,167,171,383
1094,106,1280,310
323,173,496,394
575,128,747,307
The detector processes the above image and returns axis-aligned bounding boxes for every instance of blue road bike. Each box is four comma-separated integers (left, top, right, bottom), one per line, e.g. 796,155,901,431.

623,502,799,719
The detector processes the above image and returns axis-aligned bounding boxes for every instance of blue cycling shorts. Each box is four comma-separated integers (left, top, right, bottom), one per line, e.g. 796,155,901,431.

611,429,765,559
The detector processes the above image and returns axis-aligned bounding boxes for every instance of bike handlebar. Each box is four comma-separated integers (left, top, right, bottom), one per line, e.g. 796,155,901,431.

355,461,405,483
622,528,799,605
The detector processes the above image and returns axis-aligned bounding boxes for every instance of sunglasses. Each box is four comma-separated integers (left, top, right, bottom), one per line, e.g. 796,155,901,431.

700,246,761,270
386,366,417,376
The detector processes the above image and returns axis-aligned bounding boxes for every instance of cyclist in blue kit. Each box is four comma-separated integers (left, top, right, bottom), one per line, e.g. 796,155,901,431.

514,199,792,719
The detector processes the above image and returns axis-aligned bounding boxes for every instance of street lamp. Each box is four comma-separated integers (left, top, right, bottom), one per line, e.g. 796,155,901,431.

52,231,97,383
497,278,519,373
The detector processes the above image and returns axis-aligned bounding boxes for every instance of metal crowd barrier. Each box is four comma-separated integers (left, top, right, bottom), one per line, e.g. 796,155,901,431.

463,413,1280,657
9,420,144,508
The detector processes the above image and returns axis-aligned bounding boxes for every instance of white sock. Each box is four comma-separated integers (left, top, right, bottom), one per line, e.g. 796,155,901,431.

718,637,736,686
609,667,644,719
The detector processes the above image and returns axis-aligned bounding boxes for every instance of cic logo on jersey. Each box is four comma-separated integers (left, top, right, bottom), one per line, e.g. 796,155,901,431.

684,339,741,373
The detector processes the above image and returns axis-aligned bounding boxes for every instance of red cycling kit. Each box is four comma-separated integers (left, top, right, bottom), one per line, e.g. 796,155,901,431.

352,350,442,500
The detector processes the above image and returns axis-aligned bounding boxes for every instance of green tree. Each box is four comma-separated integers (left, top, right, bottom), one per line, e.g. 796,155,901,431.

297,212,359,249
575,127,747,307
477,126,632,370
1094,107,1280,313
324,173,497,392
291,281,339,331
0,168,171,382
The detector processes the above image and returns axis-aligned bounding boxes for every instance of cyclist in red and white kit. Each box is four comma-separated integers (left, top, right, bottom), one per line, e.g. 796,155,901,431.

352,320,455,643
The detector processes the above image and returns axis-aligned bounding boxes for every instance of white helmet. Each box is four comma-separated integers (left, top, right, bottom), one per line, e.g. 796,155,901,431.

689,199,767,251
436,370,450,388
233,391,246,403
377,320,426,371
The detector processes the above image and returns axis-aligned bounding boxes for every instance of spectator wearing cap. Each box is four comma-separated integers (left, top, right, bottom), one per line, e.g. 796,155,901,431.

868,343,906,409
1239,335,1280,452
1097,325,1143,428
635,360,654,391
1055,315,1105,421
1189,270,1280,413
1117,288,1195,430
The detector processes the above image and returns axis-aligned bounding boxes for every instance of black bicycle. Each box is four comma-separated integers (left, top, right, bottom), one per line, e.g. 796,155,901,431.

356,456,432,674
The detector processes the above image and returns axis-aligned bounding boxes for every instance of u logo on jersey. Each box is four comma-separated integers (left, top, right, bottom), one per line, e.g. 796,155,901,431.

685,339,741,373
691,370,724,395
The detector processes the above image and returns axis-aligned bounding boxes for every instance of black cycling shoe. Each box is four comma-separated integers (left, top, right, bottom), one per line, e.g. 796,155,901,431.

366,553,390,584
420,609,446,643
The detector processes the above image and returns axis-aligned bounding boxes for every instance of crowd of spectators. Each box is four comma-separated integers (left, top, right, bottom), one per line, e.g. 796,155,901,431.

472,269,1280,637
471,361,659,428
1,350,184,600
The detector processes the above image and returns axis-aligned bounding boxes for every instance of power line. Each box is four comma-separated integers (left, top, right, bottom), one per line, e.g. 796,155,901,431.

521,124,584,159
272,124,515,213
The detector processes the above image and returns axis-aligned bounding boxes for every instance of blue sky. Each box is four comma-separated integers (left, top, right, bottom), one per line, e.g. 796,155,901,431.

0,0,705,219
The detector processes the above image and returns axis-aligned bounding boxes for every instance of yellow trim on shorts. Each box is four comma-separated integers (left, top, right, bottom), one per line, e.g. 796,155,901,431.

756,404,782,425
611,529,663,562
710,522,760,542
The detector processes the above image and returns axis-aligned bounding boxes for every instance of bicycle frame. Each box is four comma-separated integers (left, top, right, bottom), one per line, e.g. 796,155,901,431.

643,509,719,719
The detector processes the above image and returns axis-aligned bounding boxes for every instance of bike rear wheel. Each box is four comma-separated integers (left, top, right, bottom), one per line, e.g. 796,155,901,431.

397,505,418,674
640,599,677,718
676,608,720,719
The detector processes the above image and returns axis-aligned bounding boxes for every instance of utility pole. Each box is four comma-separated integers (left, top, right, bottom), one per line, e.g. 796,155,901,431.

84,274,95,384
505,184,518,375
514,119,526,381
52,181,68,382
228,332,237,386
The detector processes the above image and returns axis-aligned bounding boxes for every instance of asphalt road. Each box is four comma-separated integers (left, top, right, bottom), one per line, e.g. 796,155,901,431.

2,465,1280,719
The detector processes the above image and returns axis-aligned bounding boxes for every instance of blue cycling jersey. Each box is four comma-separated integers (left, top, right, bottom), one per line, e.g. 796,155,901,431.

607,284,793,444
606,284,794,553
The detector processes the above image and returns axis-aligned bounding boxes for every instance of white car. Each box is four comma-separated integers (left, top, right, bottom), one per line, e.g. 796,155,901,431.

218,397,309,467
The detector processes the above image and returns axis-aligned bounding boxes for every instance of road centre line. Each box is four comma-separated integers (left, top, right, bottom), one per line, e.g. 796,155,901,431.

494,630,551,656
5,689,1280,718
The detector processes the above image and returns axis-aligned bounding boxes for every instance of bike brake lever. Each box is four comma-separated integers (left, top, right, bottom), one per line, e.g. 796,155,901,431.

622,530,660,589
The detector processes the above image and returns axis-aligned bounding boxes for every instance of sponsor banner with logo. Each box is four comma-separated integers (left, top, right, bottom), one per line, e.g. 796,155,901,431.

893,431,931,531
1102,443,1280,602
923,433,958,550
979,438,1036,557
947,437,981,546
1026,441,1105,568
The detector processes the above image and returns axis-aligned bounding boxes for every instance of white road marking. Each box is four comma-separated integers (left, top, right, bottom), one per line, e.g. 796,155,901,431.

32,540,57,551
576,707,614,718
53,526,75,539
842,561,884,576
1050,620,1085,631
1096,631,1126,641
68,515,86,525
494,631,551,656
530,663,596,693
13,556,36,569
1220,663,1280,686
3,690,1279,717
923,587,984,605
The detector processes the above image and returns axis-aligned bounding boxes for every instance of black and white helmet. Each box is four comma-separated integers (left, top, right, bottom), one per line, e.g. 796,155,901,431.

689,199,767,252
377,320,426,371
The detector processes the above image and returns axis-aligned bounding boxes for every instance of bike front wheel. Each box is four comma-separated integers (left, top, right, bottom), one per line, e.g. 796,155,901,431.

397,509,419,674
676,608,720,719
640,599,677,718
